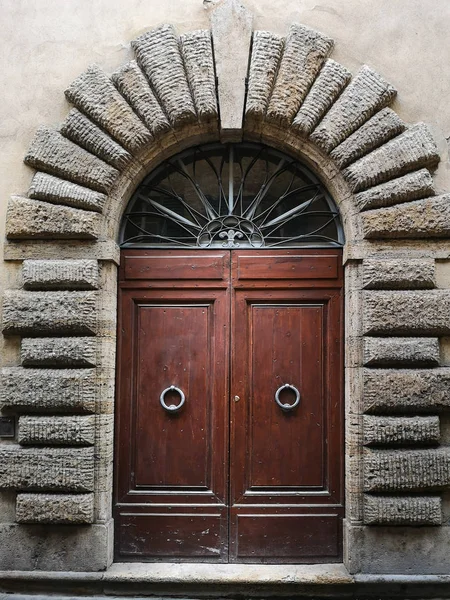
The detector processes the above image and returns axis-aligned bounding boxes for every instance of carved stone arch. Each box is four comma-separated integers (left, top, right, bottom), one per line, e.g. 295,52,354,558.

2,0,450,574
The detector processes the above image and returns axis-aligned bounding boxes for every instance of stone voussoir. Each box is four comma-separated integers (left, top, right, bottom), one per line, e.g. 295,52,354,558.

28,172,106,213
363,368,450,414
364,290,450,336
362,194,450,239
343,123,440,193
292,59,351,135
330,107,406,169
364,448,450,492
362,258,436,290
16,493,95,524
363,495,442,526
61,108,132,170
2,290,97,336
22,259,99,290
363,337,440,367
18,415,95,446
311,65,396,153
180,30,217,122
24,127,118,194
132,24,197,126
246,30,284,120
0,446,94,492
267,23,334,125
21,337,97,367
363,415,440,446
65,64,152,155
6,197,100,240
0,368,97,413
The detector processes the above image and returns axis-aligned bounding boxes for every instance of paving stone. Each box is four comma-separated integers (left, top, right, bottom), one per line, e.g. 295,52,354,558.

363,495,442,525
16,493,94,524
363,415,440,446
363,337,440,367
362,258,436,289
21,337,97,367
18,415,95,446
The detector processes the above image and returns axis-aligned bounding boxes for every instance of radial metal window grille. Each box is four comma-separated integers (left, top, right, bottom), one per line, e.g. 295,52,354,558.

120,143,344,249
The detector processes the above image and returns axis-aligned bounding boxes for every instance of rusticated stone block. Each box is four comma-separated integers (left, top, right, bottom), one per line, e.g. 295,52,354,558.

29,172,106,213
344,123,439,193
18,416,95,445
24,127,118,194
6,197,100,240
180,30,217,122
132,24,196,126
364,448,450,492
0,447,94,492
364,290,450,336
363,258,436,290
2,291,97,336
292,59,351,135
362,195,450,239
363,337,440,367
112,61,170,136
246,31,284,119
16,493,94,524
311,65,396,153
363,368,450,413
363,495,442,526
21,337,97,367
65,64,152,154
330,108,405,169
0,368,96,413
354,169,435,212
363,415,440,446
267,23,334,124
61,109,131,170
22,259,99,290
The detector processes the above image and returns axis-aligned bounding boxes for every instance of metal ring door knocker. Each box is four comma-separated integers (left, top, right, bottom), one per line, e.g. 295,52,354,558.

160,385,186,413
275,383,300,412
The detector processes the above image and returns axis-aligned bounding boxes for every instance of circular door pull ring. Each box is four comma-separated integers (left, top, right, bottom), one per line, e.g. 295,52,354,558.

275,383,300,412
160,385,186,413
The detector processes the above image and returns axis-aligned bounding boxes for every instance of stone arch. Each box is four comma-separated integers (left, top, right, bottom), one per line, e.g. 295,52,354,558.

2,0,450,573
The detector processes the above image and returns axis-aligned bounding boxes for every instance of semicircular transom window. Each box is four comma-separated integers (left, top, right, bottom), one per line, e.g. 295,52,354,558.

120,143,344,249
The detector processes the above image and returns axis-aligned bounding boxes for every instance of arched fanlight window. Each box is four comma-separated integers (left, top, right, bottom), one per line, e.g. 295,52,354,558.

120,143,344,248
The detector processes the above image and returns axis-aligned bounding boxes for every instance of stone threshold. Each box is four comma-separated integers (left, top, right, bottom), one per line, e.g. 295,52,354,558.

2,564,450,598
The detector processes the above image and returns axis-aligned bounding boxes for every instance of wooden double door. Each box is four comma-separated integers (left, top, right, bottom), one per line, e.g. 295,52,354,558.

115,249,344,563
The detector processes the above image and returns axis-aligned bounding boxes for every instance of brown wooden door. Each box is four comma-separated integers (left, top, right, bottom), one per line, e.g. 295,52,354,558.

115,249,343,563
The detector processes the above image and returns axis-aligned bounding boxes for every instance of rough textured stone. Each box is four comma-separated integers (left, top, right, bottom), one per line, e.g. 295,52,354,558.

22,259,99,290
0,447,94,492
311,65,396,153
330,108,406,169
112,61,170,136
180,30,217,122
344,123,440,193
61,108,132,170
363,337,440,367
132,24,196,126
364,448,450,492
362,258,436,289
292,59,351,135
24,127,118,193
364,290,450,336
363,368,450,413
267,23,334,124
363,495,442,526
18,416,95,446
2,291,97,336
21,337,97,367
6,197,100,240
0,368,96,413
362,194,450,239
354,168,435,212
65,64,152,154
363,415,440,446
246,30,284,120
16,493,94,524
28,172,106,213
